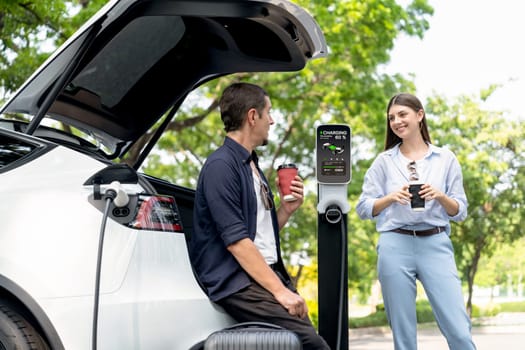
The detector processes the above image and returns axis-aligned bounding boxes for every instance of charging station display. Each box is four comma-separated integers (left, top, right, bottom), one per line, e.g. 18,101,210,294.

316,124,351,184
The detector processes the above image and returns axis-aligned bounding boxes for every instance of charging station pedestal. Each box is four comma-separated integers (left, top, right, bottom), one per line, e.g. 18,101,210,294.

316,124,351,350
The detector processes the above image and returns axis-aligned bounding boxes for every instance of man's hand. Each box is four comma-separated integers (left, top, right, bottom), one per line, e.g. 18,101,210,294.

277,175,304,209
228,238,308,318
274,287,309,318
276,175,304,229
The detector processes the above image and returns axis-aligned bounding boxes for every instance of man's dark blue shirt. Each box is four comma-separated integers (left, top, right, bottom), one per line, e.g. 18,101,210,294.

190,137,286,301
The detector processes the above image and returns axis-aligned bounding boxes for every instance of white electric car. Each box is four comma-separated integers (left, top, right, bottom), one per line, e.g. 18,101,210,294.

0,0,326,349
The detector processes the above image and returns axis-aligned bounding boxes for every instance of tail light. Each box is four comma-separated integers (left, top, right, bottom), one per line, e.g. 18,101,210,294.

128,194,183,232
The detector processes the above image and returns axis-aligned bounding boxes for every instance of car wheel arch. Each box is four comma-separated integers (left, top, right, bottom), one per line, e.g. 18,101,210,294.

0,275,65,350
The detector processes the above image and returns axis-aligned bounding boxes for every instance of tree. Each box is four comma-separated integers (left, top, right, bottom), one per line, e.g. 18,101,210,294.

476,238,525,301
0,0,107,99
425,88,525,315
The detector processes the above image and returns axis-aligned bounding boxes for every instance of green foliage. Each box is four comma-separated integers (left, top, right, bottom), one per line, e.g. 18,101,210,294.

471,303,501,318
475,237,525,292
349,309,388,328
347,209,379,297
415,300,435,323
306,298,319,329
426,92,525,312
350,300,525,328
350,300,438,328
0,0,69,94
498,301,525,313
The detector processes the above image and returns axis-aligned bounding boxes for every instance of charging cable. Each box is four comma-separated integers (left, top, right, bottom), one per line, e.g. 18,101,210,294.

92,181,128,350
325,205,346,350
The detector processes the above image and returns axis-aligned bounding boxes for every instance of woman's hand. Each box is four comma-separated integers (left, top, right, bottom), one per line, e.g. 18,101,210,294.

419,184,444,201
390,184,412,205
372,185,411,216
419,184,459,216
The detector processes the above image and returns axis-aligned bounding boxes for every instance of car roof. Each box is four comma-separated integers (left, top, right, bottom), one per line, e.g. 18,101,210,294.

0,0,326,164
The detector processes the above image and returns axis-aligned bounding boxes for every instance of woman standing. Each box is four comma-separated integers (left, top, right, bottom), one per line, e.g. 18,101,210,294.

356,93,476,350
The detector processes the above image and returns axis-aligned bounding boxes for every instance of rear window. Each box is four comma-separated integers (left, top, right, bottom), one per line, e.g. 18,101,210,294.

0,131,46,172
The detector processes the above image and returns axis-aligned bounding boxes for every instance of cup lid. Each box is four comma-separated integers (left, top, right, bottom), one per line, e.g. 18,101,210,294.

278,163,297,170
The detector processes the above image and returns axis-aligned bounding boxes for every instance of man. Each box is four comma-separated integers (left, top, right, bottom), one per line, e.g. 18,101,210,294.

190,82,329,349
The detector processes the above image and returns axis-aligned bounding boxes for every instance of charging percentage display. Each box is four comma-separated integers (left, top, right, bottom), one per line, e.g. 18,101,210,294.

322,161,346,176
316,124,351,184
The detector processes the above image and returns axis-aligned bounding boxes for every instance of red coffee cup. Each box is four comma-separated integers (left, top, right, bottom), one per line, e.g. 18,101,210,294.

277,163,298,202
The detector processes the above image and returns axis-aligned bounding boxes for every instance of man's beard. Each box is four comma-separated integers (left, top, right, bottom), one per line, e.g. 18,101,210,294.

261,138,269,146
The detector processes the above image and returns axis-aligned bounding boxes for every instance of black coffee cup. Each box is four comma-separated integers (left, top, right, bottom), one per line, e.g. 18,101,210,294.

409,184,425,211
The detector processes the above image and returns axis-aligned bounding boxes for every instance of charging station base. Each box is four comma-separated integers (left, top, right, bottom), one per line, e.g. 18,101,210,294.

318,213,348,350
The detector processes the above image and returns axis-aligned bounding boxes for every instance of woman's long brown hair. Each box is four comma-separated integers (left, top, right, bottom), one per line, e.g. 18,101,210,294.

384,93,432,151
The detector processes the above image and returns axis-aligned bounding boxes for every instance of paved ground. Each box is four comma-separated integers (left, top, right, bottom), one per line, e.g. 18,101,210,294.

347,313,525,349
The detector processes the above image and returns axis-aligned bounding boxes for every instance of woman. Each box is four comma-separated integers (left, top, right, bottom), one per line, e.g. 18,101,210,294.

356,93,476,350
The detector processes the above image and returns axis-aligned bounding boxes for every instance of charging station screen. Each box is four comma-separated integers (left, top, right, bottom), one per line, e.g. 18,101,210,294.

316,124,351,184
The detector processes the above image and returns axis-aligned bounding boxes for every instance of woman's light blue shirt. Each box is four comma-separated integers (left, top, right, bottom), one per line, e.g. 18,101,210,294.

356,143,467,234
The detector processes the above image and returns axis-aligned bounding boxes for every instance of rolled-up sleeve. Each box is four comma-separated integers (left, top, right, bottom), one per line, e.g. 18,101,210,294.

356,158,385,220
445,154,468,222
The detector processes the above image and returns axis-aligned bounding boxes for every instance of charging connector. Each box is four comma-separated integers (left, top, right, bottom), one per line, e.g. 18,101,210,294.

104,181,129,207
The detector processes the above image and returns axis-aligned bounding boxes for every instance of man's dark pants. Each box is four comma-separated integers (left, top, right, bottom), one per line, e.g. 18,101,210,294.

217,282,330,350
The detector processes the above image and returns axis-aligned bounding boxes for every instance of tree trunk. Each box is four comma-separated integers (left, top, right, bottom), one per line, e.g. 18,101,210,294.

465,239,483,317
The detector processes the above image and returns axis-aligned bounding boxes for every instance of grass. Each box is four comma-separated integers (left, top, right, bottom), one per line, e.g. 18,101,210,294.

498,301,525,312
349,300,525,329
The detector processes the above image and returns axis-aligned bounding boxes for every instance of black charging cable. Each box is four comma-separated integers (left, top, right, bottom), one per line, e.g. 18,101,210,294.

92,188,117,350
325,205,346,350
336,213,347,350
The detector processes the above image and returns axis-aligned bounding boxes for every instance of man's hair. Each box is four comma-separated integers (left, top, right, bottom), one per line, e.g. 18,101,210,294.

219,82,269,132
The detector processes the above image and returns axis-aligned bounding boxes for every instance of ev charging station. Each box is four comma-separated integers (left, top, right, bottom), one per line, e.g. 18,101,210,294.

316,124,351,350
